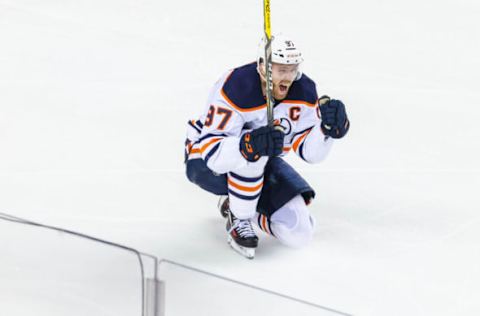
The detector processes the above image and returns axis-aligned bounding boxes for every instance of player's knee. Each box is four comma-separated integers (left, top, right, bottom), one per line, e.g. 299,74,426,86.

274,216,315,248
269,195,315,248
275,227,313,249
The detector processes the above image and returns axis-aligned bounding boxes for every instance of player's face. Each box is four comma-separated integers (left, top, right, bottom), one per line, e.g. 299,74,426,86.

271,63,299,100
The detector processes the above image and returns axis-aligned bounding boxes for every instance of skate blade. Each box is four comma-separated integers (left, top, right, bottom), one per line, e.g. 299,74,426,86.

228,236,255,259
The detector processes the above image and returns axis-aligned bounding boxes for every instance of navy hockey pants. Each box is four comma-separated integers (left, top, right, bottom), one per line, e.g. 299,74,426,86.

185,157,315,217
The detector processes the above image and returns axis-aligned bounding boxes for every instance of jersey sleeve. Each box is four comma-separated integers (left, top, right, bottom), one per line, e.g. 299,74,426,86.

290,100,334,164
188,72,249,174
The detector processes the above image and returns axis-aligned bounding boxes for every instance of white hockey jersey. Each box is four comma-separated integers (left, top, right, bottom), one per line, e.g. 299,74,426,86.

185,62,333,174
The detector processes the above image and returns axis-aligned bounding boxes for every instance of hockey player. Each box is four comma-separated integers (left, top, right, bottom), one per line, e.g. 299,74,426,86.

184,34,350,259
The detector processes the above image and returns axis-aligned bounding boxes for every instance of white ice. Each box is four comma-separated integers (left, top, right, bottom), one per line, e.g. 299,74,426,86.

1,0,480,315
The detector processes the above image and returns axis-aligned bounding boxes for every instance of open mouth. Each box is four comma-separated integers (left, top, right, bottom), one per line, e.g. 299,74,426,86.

279,84,288,92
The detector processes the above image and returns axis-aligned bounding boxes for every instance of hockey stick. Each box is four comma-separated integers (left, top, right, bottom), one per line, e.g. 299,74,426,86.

263,0,275,127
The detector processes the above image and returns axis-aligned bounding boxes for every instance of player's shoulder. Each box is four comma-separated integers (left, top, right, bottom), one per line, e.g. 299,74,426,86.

221,62,266,112
282,73,318,107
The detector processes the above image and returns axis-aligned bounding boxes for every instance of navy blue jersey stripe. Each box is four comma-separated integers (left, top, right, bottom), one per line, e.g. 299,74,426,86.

188,121,202,134
299,142,306,161
267,218,275,237
204,143,220,164
196,120,204,128
228,189,261,201
198,133,228,143
229,172,263,183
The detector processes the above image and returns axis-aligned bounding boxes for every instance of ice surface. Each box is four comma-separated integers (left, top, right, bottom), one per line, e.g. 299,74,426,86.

1,0,480,315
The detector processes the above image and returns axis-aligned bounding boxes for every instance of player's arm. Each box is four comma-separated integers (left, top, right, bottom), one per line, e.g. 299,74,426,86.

184,118,204,161
191,99,247,174
292,96,350,163
197,102,284,174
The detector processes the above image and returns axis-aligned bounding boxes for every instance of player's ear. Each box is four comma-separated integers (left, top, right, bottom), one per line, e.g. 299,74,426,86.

256,60,266,80
294,64,303,81
295,71,302,81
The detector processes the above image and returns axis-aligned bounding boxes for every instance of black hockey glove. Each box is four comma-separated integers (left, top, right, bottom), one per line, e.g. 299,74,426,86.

318,95,350,139
240,126,285,162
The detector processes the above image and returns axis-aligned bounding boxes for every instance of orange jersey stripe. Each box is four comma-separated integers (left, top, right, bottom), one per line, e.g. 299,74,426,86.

220,88,267,113
228,178,263,192
292,130,310,152
261,215,270,234
282,100,317,108
200,138,221,153
190,138,222,155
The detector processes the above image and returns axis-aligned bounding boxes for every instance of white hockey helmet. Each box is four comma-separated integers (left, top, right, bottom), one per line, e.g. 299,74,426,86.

257,34,304,80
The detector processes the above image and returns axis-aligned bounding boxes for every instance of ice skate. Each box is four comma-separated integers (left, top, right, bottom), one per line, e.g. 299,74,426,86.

218,196,229,218
225,208,258,259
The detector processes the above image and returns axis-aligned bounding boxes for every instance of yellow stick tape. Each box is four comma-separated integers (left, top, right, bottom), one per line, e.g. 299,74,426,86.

264,0,271,39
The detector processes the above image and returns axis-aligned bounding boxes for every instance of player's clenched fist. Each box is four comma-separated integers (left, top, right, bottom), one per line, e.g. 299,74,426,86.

239,126,285,162
318,95,350,139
